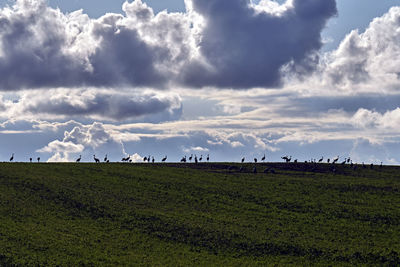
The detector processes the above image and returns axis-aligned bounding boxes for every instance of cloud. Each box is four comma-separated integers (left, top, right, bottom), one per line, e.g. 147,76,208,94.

319,6,400,92
0,89,182,121
0,0,191,90
181,0,337,88
37,140,84,162
0,0,338,91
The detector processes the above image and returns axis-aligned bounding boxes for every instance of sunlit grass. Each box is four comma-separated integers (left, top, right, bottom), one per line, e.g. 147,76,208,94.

0,162,399,265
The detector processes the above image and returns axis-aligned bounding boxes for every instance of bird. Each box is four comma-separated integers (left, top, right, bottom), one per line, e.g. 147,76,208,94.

30,158,32,163
161,155,167,162
281,156,291,163
261,154,266,162
241,157,245,163
318,157,323,163
104,154,108,162
332,156,339,164
152,157,155,163
9,153,14,162
76,155,81,163
207,154,210,162
180,156,187,163
327,158,330,163
194,155,198,164
189,154,193,162
37,157,40,163
143,156,148,162
254,158,258,163
147,156,150,163
199,155,203,162
93,155,100,163
341,159,346,165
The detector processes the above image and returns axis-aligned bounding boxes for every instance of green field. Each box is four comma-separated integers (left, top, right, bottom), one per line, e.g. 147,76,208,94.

0,162,399,266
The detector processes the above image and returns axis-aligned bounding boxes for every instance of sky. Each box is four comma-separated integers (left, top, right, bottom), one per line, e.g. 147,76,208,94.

0,0,399,164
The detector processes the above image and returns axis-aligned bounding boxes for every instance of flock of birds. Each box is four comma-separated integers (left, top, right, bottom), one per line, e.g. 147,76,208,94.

6,152,383,173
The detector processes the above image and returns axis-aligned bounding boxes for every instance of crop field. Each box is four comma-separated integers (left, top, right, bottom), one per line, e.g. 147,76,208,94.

0,162,399,266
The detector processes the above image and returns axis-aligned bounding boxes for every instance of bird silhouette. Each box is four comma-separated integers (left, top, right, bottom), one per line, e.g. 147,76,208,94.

143,156,148,162
161,155,167,162
199,155,203,162
194,155,198,164
318,157,323,163
254,158,257,163
37,157,40,163
261,154,265,162
9,153,14,162
93,155,100,163
104,154,108,162
152,157,155,163
207,154,209,162
29,157,32,163
189,154,193,162
241,157,245,163
76,155,81,163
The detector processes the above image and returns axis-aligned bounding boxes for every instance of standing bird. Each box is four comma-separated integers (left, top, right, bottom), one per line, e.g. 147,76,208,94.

199,155,203,162
104,154,108,162
37,157,40,163
241,157,245,163
76,155,81,163
261,154,266,162
254,158,258,163
30,158,32,163
93,155,100,163
161,155,167,162
143,156,148,162
189,154,193,162
152,157,155,163
207,154,210,162
318,157,324,163
195,155,198,164
9,153,14,162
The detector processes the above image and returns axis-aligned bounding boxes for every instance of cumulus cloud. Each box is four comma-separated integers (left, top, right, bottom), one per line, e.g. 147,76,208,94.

319,6,400,92
0,0,191,90
181,0,337,88
0,0,338,91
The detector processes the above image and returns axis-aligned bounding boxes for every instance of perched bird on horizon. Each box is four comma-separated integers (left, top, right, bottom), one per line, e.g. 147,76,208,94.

30,157,32,163
241,157,245,163
93,155,100,163
189,154,193,162
76,155,81,163
207,154,210,162
318,157,323,163
162,155,167,162
9,153,14,162
261,154,266,162
104,154,108,162
37,157,40,163
254,158,258,163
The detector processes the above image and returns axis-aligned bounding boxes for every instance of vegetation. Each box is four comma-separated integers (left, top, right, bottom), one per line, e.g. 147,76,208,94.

0,162,399,266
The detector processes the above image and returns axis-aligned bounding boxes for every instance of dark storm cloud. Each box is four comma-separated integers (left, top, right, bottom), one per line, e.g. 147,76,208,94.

181,0,337,88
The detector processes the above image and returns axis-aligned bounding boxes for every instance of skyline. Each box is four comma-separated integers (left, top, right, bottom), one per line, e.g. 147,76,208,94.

0,0,399,163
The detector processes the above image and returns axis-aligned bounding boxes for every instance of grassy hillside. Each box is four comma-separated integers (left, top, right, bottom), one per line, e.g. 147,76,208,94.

0,162,399,266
